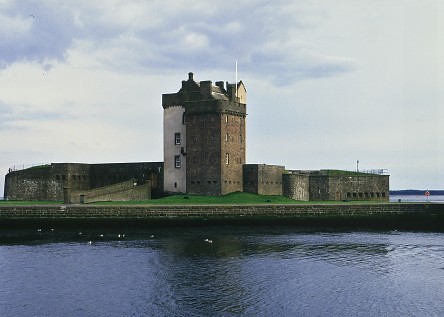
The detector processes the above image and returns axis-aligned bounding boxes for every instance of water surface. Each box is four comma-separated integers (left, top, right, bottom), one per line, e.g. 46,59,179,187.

1,227,443,316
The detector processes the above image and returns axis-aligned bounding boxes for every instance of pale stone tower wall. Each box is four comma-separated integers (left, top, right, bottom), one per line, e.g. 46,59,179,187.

163,105,186,193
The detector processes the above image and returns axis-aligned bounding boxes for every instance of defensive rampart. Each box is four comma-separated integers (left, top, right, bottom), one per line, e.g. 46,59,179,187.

68,180,151,204
0,203,442,230
4,162,163,201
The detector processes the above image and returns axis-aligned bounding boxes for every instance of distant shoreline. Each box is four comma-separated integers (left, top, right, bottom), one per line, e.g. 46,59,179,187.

390,190,444,195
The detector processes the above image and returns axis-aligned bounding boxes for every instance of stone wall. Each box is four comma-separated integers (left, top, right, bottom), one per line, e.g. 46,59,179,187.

220,110,245,195
283,171,389,201
4,165,61,201
0,203,442,230
185,101,246,196
186,112,223,195
327,174,389,201
4,162,163,201
244,164,285,195
163,105,187,194
282,173,309,201
69,179,151,204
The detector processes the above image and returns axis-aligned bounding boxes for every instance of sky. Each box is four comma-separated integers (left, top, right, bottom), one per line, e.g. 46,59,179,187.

1,0,443,193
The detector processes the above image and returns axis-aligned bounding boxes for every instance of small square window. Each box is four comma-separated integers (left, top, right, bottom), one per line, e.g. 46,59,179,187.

174,133,181,145
174,155,181,168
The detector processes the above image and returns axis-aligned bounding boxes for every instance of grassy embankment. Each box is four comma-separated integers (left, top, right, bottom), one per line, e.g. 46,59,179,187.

0,192,389,205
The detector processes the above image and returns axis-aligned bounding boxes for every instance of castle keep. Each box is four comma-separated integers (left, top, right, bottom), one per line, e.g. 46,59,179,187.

163,72,246,196
3,72,389,202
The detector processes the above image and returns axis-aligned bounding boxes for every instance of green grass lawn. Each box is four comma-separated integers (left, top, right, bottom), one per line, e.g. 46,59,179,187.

91,192,297,205
0,200,63,205
88,192,386,205
0,192,389,205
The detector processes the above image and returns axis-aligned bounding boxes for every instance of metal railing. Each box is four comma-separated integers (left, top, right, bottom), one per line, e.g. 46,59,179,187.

359,169,388,175
7,164,49,173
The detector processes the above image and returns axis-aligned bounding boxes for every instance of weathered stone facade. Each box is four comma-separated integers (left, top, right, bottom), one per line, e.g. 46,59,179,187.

283,170,389,201
163,73,246,196
243,164,285,195
4,162,163,201
1,203,442,231
282,173,310,201
69,179,151,204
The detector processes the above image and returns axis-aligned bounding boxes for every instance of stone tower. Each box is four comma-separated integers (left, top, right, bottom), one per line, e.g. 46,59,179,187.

162,72,247,195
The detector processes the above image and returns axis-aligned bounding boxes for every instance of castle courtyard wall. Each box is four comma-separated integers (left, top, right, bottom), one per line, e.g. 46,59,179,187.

4,165,60,201
282,173,310,201
327,174,389,201
69,179,151,204
244,164,284,196
283,171,389,202
4,162,163,201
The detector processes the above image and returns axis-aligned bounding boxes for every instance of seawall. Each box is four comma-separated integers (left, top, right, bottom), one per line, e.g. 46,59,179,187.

0,203,443,230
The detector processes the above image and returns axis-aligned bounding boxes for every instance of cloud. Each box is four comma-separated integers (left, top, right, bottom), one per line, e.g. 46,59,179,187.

0,0,355,84
0,1,80,68
0,99,68,130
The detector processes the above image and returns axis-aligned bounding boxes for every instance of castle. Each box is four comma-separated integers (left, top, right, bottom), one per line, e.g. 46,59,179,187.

163,72,247,196
3,73,389,202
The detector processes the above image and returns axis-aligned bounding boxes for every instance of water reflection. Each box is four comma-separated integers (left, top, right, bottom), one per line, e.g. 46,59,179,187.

1,227,443,316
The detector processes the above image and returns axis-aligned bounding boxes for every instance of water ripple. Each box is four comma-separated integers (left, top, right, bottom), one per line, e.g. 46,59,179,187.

1,228,443,316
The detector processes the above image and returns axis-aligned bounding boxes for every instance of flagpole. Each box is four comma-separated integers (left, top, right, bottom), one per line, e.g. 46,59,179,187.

235,60,238,97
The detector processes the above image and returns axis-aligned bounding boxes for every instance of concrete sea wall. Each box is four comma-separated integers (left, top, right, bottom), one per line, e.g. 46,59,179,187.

0,203,443,230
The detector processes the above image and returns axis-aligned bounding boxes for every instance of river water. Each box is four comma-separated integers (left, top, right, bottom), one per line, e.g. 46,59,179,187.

1,226,443,317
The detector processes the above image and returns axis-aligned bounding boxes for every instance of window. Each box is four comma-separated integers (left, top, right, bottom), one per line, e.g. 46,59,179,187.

239,134,242,143
225,115,228,123
225,153,229,165
175,133,181,145
175,155,181,168
225,133,229,142
182,113,186,124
